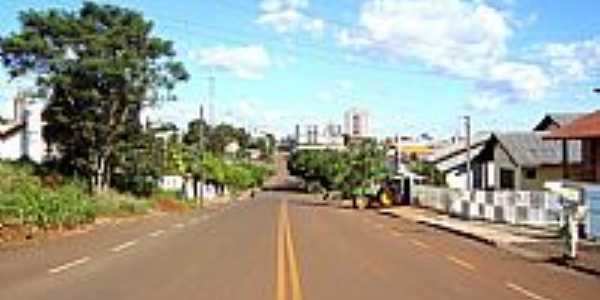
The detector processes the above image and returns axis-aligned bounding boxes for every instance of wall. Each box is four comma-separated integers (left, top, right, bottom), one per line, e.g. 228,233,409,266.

24,102,45,163
413,185,562,227
493,144,520,190
445,169,467,190
159,175,184,191
521,165,565,191
0,131,23,161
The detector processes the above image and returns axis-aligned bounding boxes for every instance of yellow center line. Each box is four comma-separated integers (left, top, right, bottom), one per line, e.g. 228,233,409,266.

284,201,304,300
276,200,304,300
446,255,476,271
277,202,286,300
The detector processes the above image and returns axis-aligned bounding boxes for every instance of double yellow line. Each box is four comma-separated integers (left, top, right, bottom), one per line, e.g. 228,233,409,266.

277,200,304,300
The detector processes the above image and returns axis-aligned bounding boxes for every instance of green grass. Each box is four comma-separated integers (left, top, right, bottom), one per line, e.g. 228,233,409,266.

94,190,154,217
0,162,157,230
0,162,95,229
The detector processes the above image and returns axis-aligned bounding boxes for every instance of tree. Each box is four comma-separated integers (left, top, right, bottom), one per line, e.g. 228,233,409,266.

0,2,189,194
163,134,188,176
288,140,389,200
111,127,164,196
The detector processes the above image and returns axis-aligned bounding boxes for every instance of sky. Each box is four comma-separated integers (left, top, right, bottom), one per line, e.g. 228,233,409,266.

1,0,600,139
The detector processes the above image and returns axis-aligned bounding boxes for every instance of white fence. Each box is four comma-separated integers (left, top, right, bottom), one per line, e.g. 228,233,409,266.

412,185,562,227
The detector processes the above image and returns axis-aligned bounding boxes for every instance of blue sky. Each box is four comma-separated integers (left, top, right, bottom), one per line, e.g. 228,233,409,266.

1,0,599,138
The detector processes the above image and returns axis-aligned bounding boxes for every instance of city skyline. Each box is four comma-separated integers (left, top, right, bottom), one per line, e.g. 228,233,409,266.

1,0,599,139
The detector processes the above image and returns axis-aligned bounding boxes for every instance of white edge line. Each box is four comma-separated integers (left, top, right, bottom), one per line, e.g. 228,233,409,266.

48,257,91,274
148,229,166,238
410,239,430,249
111,240,138,253
447,255,476,271
506,282,552,300
173,223,185,229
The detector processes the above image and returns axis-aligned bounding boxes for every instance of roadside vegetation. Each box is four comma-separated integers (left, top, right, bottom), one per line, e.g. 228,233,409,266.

0,2,275,243
288,140,389,204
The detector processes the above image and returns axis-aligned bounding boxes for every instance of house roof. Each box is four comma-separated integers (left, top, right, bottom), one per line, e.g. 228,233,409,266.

0,122,25,140
533,113,585,131
495,132,581,167
544,111,600,139
436,144,486,172
430,132,491,163
432,131,581,170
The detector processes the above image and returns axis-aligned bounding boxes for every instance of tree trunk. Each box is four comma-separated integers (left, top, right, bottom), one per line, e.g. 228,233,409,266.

92,154,108,195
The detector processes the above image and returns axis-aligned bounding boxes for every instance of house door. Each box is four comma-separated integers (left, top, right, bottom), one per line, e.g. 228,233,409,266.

402,178,411,205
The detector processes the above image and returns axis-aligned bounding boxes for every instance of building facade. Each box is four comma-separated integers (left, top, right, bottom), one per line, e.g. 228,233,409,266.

344,107,370,137
0,95,46,163
295,122,344,146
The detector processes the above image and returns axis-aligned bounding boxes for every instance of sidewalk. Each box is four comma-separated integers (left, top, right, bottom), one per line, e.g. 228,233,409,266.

379,206,600,276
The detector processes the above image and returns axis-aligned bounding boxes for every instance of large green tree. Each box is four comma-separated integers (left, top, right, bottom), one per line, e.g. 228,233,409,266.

0,2,188,193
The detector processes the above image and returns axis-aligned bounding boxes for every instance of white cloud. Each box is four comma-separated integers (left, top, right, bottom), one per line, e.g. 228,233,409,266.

336,0,552,110
315,80,355,105
467,93,504,112
189,45,271,80
0,74,38,119
540,38,600,83
222,97,299,137
256,0,325,34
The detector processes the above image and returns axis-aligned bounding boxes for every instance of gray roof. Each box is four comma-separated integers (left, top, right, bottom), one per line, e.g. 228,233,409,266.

534,113,585,131
430,132,491,163
436,144,486,172
548,113,585,127
432,131,581,171
495,132,581,167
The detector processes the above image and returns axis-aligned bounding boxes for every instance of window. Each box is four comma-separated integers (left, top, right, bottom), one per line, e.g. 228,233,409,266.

500,168,515,190
524,168,537,180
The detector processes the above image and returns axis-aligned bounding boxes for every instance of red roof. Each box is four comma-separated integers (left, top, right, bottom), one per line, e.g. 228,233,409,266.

545,111,600,139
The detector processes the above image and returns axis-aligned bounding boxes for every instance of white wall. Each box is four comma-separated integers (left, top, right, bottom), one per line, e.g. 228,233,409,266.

0,132,23,161
24,102,45,163
159,175,184,191
446,170,468,190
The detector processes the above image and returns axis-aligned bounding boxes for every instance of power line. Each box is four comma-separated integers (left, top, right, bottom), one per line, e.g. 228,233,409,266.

0,0,471,79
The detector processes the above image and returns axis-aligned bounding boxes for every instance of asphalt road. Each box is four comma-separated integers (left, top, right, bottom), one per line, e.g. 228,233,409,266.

1,179,599,299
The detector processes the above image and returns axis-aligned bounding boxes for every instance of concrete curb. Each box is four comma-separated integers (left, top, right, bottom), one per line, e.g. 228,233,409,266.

416,219,498,247
379,208,553,262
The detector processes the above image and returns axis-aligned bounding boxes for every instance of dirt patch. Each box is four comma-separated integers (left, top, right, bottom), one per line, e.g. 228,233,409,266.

155,198,189,213
0,225,35,244
514,241,600,277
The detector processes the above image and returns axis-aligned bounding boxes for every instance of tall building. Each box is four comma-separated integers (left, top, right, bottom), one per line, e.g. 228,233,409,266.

294,122,343,146
344,107,370,137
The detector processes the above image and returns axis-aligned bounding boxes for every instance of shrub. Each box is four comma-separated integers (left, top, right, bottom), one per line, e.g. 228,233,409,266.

94,190,153,217
0,163,96,230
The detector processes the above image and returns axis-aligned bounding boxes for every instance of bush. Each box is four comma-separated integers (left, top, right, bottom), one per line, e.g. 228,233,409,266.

0,162,96,229
94,190,153,217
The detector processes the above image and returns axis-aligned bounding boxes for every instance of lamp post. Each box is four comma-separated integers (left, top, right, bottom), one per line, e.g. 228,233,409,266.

462,116,472,202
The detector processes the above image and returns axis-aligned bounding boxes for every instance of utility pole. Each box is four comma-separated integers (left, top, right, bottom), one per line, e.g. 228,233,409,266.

197,103,206,208
207,69,216,126
394,134,400,174
463,116,472,201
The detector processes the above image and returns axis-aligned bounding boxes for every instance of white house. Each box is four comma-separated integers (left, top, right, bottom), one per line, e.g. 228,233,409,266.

0,95,46,163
